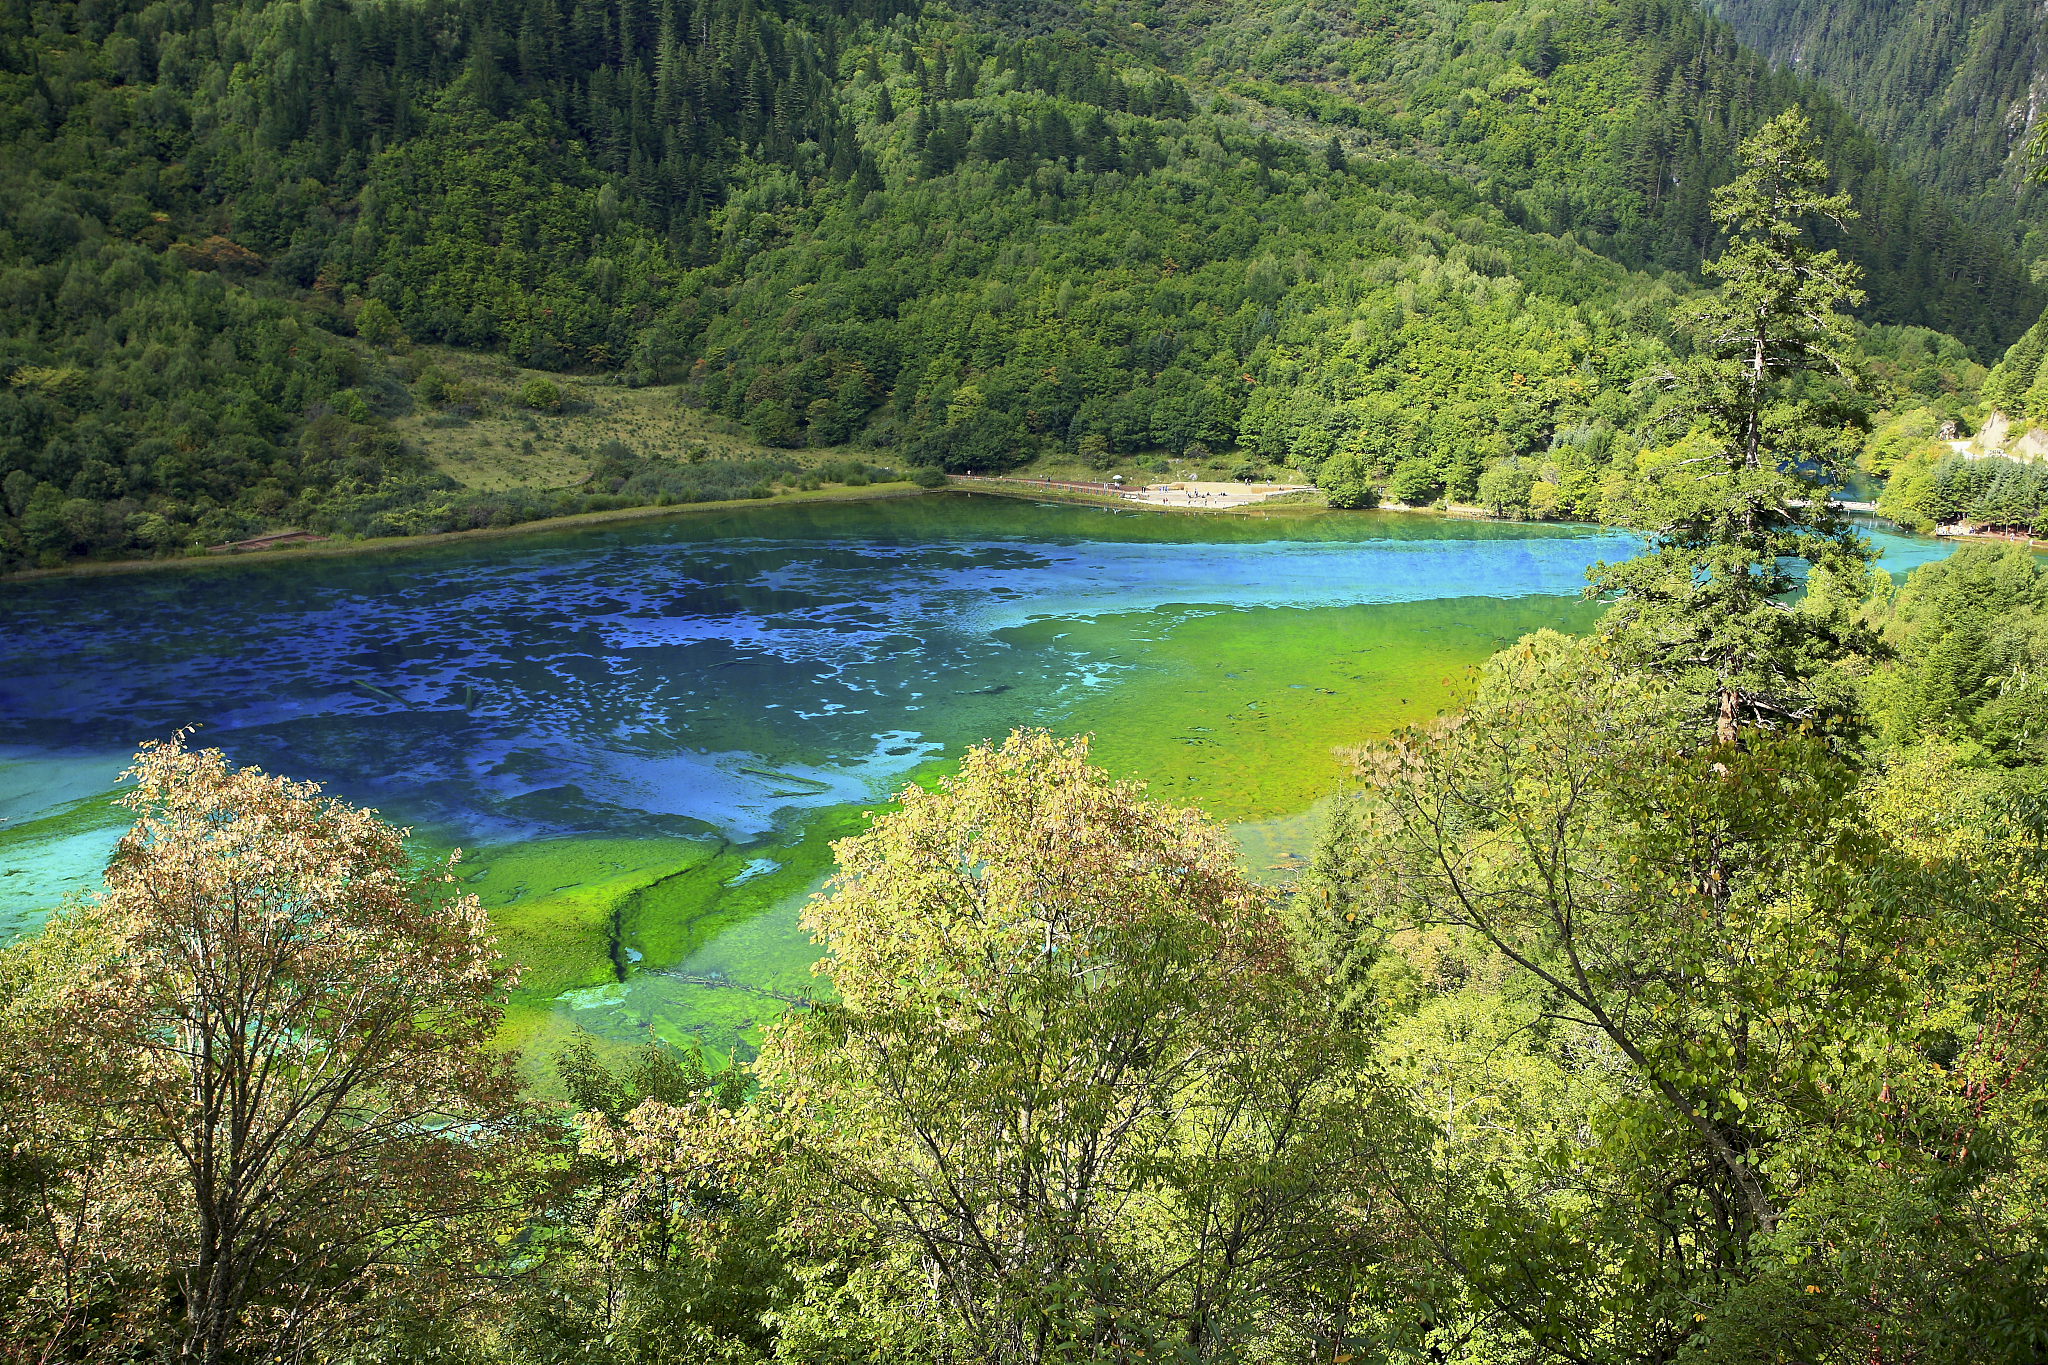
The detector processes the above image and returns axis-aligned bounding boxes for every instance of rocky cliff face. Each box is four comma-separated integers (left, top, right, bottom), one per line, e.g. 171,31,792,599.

1966,413,2048,463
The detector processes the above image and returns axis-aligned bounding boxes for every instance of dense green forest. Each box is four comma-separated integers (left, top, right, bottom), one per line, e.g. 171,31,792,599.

1146,0,2037,335
1876,450,2048,537
5,105,2048,1365
0,0,2040,570
1984,310,2048,424
1710,0,2047,261
1868,310,2048,536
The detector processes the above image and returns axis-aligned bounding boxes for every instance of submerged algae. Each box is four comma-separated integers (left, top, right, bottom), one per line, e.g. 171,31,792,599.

618,802,874,969
457,838,719,1001
555,802,893,1070
0,780,129,941
506,598,1606,1066
1039,595,1606,820
466,802,886,1069
0,497,1965,1082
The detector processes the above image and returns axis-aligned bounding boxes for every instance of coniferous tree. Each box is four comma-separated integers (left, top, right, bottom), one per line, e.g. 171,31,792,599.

1593,110,1876,742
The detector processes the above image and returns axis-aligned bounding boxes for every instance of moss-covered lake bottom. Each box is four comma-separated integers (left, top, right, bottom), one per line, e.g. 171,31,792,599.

460,592,1606,1073
0,495,1965,1079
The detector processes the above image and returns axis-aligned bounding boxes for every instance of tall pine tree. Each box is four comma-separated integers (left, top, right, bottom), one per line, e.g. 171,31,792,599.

1593,110,1875,743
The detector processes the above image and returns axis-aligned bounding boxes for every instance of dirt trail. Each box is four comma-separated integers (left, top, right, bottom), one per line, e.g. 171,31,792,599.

1121,480,1316,510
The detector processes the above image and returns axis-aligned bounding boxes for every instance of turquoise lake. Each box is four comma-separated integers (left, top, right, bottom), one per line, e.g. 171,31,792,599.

0,493,1963,1066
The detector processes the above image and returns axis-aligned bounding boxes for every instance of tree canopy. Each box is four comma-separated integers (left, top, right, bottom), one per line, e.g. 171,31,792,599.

0,0,2034,570
1591,111,1876,741
0,736,539,1364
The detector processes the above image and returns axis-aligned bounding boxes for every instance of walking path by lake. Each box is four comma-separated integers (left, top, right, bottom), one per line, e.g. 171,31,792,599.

949,473,1315,510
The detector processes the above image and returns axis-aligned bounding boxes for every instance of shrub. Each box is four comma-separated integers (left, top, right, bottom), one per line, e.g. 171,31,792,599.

1477,461,1537,519
748,402,803,447
354,299,405,348
516,377,561,410
1318,451,1381,509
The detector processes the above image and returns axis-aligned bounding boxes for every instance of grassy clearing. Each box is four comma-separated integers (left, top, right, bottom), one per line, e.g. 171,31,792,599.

392,347,820,495
390,346,1314,499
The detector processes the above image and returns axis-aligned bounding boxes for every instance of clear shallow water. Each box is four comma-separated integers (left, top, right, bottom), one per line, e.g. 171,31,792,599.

0,494,1962,1064
0,499,1638,843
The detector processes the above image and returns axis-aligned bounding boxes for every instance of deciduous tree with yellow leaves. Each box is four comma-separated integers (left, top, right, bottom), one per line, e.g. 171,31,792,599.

0,735,539,1365
581,730,1414,1365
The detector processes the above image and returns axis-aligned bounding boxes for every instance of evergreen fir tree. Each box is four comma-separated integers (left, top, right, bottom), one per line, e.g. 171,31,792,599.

1593,110,1876,742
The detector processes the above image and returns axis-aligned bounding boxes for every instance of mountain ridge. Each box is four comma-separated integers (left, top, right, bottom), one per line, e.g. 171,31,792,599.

0,0,2033,571
1710,0,2046,262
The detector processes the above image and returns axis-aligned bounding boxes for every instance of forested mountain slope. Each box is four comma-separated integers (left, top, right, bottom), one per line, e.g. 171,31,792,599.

1710,0,2047,261
1985,311,2048,428
1132,0,2041,343
0,0,2035,570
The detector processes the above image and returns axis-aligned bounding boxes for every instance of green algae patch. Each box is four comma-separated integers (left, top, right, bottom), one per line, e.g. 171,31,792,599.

0,787,131,943
621,802,872,970
459,837,718,1008
546,797,933,1070
474,790,928,1070
0,785,128,853
1035,596,1604,822
1231,803,1329,885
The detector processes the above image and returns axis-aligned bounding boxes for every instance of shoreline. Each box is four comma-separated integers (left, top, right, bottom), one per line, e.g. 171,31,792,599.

951,474,1333,518
0,482,930,585
950,477,1588,527
1932,524,2047,550
9,476,1988,589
